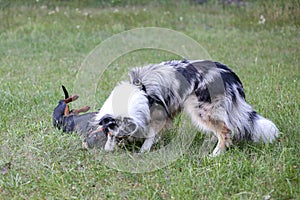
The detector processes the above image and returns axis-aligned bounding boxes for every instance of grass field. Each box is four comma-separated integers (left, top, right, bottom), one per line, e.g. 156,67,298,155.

0,0,299,199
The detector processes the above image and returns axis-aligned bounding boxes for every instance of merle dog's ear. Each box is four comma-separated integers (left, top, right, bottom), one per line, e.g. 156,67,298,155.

98,114,115,125
98,114,118,131
117,117,138,137
124,117,138,133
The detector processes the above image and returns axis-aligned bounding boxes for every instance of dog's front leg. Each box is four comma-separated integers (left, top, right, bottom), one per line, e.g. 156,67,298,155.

140,128,156,153
104,133,116,151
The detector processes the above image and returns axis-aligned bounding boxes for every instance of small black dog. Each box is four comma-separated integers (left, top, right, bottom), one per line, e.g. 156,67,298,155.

52,85,106,148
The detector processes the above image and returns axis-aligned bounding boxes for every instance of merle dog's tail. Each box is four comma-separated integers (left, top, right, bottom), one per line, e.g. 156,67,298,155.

251,114,279,143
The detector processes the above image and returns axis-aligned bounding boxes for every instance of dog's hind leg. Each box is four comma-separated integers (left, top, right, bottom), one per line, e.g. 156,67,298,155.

184,95,232,156
195,117,232,157
211,120,232,157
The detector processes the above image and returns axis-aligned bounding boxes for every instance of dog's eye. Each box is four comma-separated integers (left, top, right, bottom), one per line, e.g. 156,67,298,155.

134,79,142,86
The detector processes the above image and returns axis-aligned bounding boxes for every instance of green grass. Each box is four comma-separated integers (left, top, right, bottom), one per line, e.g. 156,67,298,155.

0,0,299,199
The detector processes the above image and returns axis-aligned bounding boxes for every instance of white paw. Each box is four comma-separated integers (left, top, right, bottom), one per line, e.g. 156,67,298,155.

140,145,151,153
140,136,155,153
104,136,115,151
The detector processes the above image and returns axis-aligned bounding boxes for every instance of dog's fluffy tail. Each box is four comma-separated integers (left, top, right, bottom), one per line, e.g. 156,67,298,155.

251,115,279,143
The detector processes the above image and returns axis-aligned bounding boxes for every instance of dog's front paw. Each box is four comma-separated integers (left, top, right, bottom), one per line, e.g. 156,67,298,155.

139,136,156,153
139,145,151,153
